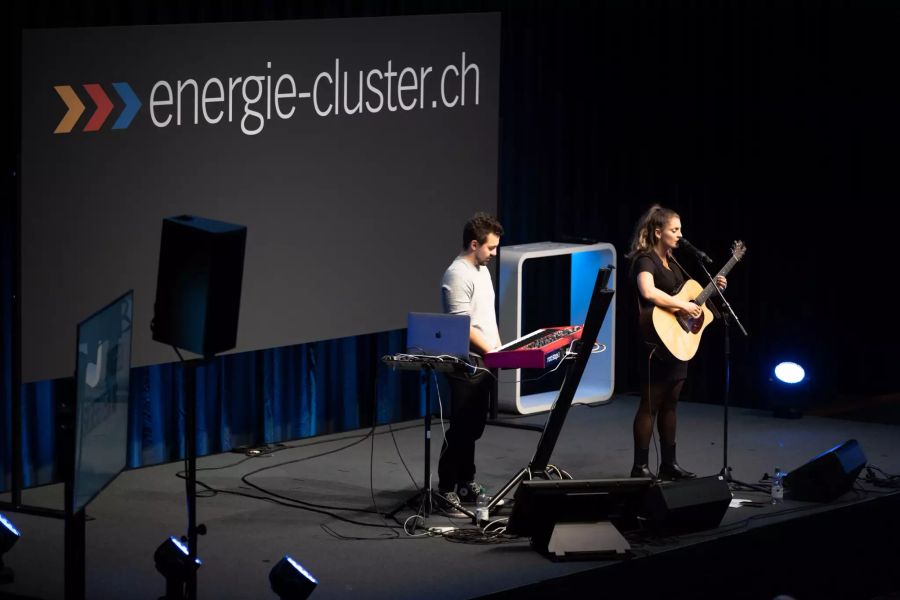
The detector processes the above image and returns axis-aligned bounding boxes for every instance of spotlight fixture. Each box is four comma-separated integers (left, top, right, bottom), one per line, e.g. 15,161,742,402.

774,361,805,384
0,513,22,585
269,555,318,599
771,361,808,419
154,536,201,599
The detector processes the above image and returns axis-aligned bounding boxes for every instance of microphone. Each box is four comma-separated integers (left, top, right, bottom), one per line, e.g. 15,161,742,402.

679,238,713,264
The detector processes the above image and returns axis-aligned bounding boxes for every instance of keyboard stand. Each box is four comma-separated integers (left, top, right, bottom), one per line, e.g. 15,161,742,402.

486,272,615,516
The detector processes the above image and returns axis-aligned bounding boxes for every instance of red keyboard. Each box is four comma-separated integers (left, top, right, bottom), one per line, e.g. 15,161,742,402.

484,325,583,370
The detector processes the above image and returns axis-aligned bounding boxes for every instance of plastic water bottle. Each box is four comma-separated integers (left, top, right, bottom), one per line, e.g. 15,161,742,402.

771,467,785,504
475,492,489,523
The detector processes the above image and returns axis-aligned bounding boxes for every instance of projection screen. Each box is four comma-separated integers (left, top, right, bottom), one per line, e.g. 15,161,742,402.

20,13,500,382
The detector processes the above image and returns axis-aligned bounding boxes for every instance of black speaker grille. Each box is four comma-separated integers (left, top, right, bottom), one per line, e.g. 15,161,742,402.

784,439,866,502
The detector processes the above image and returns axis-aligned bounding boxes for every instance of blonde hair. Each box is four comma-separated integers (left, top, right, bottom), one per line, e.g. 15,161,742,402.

626,204,680,259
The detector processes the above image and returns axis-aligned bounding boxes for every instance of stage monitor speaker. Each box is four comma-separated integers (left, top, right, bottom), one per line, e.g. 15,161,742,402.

784,439,866,502
507,478,653,558
152,215,247,356
643,476,731,535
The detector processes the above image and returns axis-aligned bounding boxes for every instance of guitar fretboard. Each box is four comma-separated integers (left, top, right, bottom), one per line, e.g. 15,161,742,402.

695,254,740,305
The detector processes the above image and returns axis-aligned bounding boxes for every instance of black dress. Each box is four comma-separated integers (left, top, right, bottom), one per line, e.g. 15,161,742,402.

632,252,690,383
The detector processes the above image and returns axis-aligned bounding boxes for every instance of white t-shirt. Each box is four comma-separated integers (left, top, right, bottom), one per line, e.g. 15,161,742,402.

441,256,501,353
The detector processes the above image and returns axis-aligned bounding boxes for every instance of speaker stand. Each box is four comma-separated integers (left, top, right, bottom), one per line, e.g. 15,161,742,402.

181,354,211,600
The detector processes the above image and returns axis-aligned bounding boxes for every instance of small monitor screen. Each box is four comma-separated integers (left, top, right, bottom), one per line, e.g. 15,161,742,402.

72,291,134,513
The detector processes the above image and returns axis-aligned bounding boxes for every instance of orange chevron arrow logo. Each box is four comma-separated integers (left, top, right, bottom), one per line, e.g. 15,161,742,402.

54,85,85,134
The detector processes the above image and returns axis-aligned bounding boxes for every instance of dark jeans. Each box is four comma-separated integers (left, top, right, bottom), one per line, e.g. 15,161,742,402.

437,355,491,491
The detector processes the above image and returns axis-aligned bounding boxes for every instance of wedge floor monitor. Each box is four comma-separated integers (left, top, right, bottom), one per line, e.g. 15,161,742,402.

506,478,653,542
784,439,867,502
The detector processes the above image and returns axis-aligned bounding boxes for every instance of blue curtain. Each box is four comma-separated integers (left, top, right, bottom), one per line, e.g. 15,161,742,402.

3,330,420,490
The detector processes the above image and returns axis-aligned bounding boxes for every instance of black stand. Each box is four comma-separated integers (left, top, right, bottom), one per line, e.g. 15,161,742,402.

180,356,211,600
59,377,85,600
487,271,614,516
484,357,583,513
63,508,86,600
383,360,475,523
719,312,736,482
693,260,755,489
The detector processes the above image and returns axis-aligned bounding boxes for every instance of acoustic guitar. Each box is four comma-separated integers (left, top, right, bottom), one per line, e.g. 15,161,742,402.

646,241,746,361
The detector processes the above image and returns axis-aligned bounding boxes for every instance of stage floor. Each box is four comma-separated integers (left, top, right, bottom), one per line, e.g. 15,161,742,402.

2,394,900,600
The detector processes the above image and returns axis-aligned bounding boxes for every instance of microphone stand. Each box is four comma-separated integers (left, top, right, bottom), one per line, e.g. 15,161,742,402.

693,258,755,490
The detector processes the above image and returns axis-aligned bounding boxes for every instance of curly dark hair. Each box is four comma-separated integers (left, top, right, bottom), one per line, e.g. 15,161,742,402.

462,212,504,248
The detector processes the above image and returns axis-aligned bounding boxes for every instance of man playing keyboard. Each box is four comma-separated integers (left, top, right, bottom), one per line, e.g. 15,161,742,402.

437,212,504,510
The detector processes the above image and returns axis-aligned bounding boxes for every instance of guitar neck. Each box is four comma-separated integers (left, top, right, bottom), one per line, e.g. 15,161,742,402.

695,254,739,305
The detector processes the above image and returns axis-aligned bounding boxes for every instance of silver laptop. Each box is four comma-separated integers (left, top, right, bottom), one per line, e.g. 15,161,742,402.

406,312,471,360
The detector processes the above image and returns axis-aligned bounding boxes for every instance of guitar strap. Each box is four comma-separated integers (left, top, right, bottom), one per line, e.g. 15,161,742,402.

667,252,692,282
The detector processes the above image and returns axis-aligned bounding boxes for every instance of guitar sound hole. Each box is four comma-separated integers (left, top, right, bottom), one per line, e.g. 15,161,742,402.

677,313,705,334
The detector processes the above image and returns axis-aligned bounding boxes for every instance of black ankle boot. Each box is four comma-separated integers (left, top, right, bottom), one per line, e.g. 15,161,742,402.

630,464,654,478
658,462,696,481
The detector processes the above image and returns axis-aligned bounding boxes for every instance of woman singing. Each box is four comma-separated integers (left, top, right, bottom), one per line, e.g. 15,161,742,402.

627,205,726,480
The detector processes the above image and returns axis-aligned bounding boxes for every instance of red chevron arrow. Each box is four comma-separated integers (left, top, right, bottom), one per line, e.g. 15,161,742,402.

83,84,114,132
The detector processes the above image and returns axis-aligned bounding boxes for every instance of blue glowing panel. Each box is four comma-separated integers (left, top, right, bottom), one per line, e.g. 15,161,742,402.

570,250,605,324
73,291,134,513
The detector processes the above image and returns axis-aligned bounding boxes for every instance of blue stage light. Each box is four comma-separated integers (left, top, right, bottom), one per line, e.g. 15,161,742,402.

154,536,201,599
770,361,809,418
0,514,20,549
1,513,22,585
774,361,806,384
270,555,318,599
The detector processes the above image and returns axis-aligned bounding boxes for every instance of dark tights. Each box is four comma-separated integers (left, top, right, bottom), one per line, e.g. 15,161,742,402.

633,379,685,456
